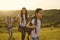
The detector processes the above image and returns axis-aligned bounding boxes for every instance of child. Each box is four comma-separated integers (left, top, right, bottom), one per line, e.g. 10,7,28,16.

5,16,14,40
27,8,43,40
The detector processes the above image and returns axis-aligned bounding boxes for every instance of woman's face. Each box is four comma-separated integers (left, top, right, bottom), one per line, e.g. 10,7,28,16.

21,8,26,14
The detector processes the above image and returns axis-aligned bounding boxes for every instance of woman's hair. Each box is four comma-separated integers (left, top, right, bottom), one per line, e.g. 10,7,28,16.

20,7,28,22
20,7,27,15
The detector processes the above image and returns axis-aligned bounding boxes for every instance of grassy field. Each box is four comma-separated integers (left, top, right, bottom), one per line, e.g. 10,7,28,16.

0,27,60,40
0,10,60,40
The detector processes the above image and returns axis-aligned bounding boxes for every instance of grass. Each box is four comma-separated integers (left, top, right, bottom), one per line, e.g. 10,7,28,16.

0,27,60,40
40,28,60,40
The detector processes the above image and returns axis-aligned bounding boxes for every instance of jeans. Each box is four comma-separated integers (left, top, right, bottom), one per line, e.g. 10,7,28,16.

8,27,13,40
26,27,34,40
32,37,39,40
18,25,26,40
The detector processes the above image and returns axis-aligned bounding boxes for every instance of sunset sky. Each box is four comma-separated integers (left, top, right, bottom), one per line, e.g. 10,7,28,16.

0,0,60,10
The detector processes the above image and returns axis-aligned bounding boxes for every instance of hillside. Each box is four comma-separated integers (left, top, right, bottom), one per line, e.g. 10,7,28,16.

0,9,60,27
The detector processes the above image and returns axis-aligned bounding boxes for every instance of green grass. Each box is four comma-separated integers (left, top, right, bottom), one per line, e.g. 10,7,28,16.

0,28,60,40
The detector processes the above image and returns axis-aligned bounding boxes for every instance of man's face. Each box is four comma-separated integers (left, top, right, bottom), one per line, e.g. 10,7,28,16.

37,10,43,18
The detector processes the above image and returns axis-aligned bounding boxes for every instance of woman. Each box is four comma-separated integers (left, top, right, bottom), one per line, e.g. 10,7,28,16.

17,7,29,40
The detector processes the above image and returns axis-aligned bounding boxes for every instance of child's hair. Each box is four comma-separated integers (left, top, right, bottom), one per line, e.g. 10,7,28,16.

30,8,43,25
31,8,43,33
35,8,42,14
34,8,42,25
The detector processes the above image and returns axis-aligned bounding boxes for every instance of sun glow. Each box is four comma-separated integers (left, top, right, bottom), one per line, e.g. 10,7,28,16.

0,0,60,10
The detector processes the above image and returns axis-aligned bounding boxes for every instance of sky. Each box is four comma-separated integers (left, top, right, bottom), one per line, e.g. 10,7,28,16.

0,0,60,10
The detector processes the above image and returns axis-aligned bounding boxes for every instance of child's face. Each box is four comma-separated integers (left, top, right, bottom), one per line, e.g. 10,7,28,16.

37,10,43,18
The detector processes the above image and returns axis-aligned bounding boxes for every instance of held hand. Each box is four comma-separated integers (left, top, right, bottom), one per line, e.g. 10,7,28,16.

26,21,36,28
26,25,36,29
26,21,30,27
